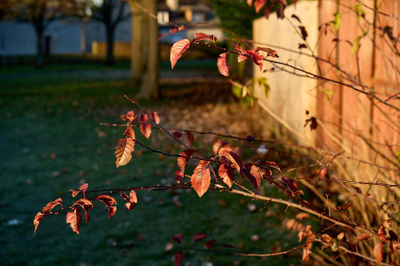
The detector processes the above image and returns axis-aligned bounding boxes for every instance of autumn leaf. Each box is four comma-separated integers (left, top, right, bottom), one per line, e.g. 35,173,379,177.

302,247,312,261
217,52,230,77
220,151,243,174
246,49,263,70
191,160,211,198
174,251,184,266
174,170,184,183
205,239,215,249
192,233,208,243
172,233,184,244
378,226,386,242
355,233,371,243
96,195,117,219
33,212,45,233
185,131,194,147
42,198,63,214
374,242,383,263
298,26,308,41
193,32,216,44
124,127,135,139
66,207,82,234
120,190,138,211
218,164,234,188
150,112,160,124
243,163,264,190
70,183,89,198
213,139,227,155
255,47,279,58
282,177,298,195
140,123,152,139
177,149,196,173
254,0,267,13
121,110,136,122
115,138,135,167
170,39,191,69
74,198,94,223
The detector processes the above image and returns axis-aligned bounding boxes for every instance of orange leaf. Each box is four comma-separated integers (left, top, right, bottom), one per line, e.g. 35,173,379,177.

212,139,227,155
374,242,383,263
122,190,138,211
33,212,45,233
378,226,386,242
191,160,211,198
177,149,196,173
170,39,191,69
115,138,135,167
42,198,63,214
254,0,267,13
124,127,135,139
66,207,82,234
96,195,117,218
140,123,152,139
174,170,184,184
150,112,160,124
302,247,312,261
355,233,371,243
217,52,230,77
218,164,234,188
70,183,88,198
74,198,94,223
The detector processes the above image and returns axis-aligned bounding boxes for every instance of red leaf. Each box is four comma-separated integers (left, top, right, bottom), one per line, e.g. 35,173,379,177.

212,139,227,155
238,55,247,63
191,160,211,198
70,183,89,198
193,32,217,44
150,112,160,124
218,164,234,188
217,52,230,77
66,207,82,234
122,190,138,211
177,149,196,172
173,131,183,139
378,226,386,242
33,212,45,233
170,39,191,69
42,198,63,214
255,47,279,58
205,239,216,249
140,123,152,139
255,0,267,13
115,138,135,167
172,233,184,244
264,6,272,19
139,114,149,123
282,177,298,195
121,111,136,122
246,49,263,70
185,131,194,147
174,170,184,184
174,251,184,266
192,233,208,243
220,151,243,174
96,195,117,219
243,164,264,190
374,242,383,263
74,198,94,223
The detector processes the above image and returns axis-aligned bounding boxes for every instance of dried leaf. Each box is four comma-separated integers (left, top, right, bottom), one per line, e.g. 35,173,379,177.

173,131,183,139
177,149,196,172
115,138,135,167
174,170,184,184
255,47,279,58
66,207,82,234
124,127,135,139
302,247,312,261
185,131,194,147
33,212,45,233
192,233,208,243
150,112,160,124
337,232,345,240
172,233,184,244
374,242,383,263
191,160,211,198
174,251,184,266
355,233,371,243
123,190,138,211
220,151,243,174
74,198,93,223
193,32,216,44
96,195,117,218
42,198,63,214
378,226,386,242
70,183,88,198
246,49,263,70
217,52,230,77
321,234,333,243
218,164,235,188
298,26,308,41
281,177,298,195
295,212,310,220
243,163,264,190
170,39,191,69
212,139,227,155
140,123,152,139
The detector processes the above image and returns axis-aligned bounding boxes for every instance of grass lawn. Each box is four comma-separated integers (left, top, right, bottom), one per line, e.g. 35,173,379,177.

0,63,302,265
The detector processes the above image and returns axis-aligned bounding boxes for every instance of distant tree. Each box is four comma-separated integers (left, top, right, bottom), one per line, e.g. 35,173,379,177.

0,0,73,67
89,0,131,65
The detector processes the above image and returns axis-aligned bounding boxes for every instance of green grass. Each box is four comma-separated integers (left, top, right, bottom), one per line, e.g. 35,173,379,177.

0,64,303,265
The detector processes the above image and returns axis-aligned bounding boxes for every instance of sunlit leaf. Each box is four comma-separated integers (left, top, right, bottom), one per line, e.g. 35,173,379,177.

170,39,191,69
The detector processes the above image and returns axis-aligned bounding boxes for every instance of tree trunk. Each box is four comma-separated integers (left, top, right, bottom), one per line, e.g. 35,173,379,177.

35,27,44,67
105,26,115,65
130,0,159,99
